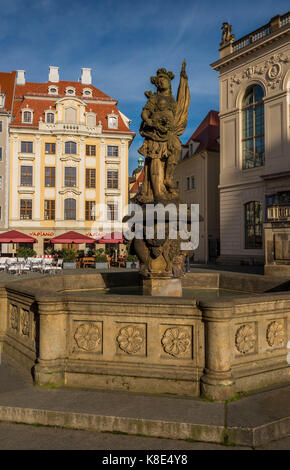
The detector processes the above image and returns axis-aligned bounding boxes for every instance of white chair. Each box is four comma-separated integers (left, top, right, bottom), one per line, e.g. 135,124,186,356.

0,258,7,271
50,258,63,274
7,262,21,275
31,258,42,272
42,259,53,274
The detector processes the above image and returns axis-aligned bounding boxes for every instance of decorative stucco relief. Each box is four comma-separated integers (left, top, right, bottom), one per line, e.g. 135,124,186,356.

266,321,286,348
235,324,256,354
161,327,191,357
229,53,289,93
117,325,145,355
74,322,101,351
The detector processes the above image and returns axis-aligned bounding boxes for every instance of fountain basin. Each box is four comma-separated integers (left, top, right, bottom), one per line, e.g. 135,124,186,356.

0,270,289,400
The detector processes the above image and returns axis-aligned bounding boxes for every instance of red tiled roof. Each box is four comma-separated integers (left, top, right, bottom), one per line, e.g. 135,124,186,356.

184,110,219,156
11,98,134,134
15,80,114,102
0,71,16,112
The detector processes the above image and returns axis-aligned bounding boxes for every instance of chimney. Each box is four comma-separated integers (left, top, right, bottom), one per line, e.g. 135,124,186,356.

16,70,26,85
48,66,59,83
81,68,92,85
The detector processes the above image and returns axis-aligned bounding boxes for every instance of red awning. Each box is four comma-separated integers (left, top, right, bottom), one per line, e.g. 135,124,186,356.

0,230,37,243
96,232,123,244
50,231,96,244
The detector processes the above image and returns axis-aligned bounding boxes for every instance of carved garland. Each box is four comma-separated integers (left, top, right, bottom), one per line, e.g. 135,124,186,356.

10,304,19,331
161,327,190,357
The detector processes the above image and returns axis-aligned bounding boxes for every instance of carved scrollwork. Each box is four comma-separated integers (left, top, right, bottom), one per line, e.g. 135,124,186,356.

266,321,286,348
161,327,190,357
117,325,144,354
74,322,101,351
235,324,256,354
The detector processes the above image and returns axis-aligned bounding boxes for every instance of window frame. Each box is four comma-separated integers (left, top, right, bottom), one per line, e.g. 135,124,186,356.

64,198,76,220
244,201,263,249
21,141,33,153
242,84,265,170
64,167,77,187
45,142,56,155
86,168,96,188
20,199,32,220
107,145,119,157
85,200,96,221
107,170,119,189
65,141,77,155
86,145,96,156
45,167,56,187
44,200,55,220
20,165,33,187
107,203,118,221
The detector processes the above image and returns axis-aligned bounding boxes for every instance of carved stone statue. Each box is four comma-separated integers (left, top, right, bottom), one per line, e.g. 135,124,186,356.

221,22,235,46
136,60,190,203
124,62,192,296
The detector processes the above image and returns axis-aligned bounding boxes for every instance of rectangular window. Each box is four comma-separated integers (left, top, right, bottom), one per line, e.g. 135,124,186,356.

45,167,55,187
86,168,96,188
107,146,118,157
191,176,195,189
65,167,76,187
0,148,2,161
45,143,56,154
20,166,33,186
86,145,96,156
107,203,118,221
186,177,190,191
0,121,2,132
20,199,32,219
107,170,118,189
85,201,96,220
21,141,33,153
44,200,55,220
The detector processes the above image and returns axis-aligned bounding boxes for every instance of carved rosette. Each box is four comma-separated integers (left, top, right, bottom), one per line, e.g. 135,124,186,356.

266,321,286,348
161,327,190,357
10,304,19,331
21,309,29,336
74,323,101,351
117,326,144,354
235,324,256,354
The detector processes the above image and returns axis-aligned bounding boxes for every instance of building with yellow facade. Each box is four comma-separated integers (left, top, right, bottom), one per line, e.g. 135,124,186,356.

8,66,134,254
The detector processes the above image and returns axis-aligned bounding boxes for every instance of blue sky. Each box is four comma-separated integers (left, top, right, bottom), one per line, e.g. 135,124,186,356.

0,0,289,172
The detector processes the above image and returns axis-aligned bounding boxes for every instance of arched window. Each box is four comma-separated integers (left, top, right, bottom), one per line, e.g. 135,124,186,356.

245,201,262,249
65,141,76,154
46,113,54,124
242,85,264,169
64,198,76,220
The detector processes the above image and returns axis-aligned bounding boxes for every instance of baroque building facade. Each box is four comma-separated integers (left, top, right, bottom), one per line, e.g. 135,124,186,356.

175,110,220,263
8,67,134,254
211,12,290,264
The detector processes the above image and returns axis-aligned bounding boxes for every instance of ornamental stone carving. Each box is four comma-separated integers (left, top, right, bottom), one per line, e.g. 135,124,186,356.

266,321,286,348
117,325,145,354
21,309,29,336
10,304,19,331
235,324,256,354
161,327,190,357
74,323,101,351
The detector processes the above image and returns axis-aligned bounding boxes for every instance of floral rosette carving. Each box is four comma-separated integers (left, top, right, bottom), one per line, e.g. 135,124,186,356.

161,327,190,357
266,321,286,348
235,324,256,354
21,309,29,336
10,305,19,331
74,323,101,351
117,326,144,354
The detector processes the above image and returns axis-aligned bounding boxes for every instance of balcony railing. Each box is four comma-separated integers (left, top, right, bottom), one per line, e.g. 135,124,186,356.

39,121,102,135
267,205,290,221
232,12,289,53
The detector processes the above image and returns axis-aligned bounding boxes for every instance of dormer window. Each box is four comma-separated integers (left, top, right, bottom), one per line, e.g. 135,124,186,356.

0,93,5,108
22,108,33,123
83,88,92,97
107,112,118,129
46,113,55,124
48,86,58,95
66,87,76,96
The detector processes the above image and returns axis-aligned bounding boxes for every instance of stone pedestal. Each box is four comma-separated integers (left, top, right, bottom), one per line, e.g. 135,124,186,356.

142,276,182,297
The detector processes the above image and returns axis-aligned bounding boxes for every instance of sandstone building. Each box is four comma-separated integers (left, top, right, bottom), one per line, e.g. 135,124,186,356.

211,12,290,264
